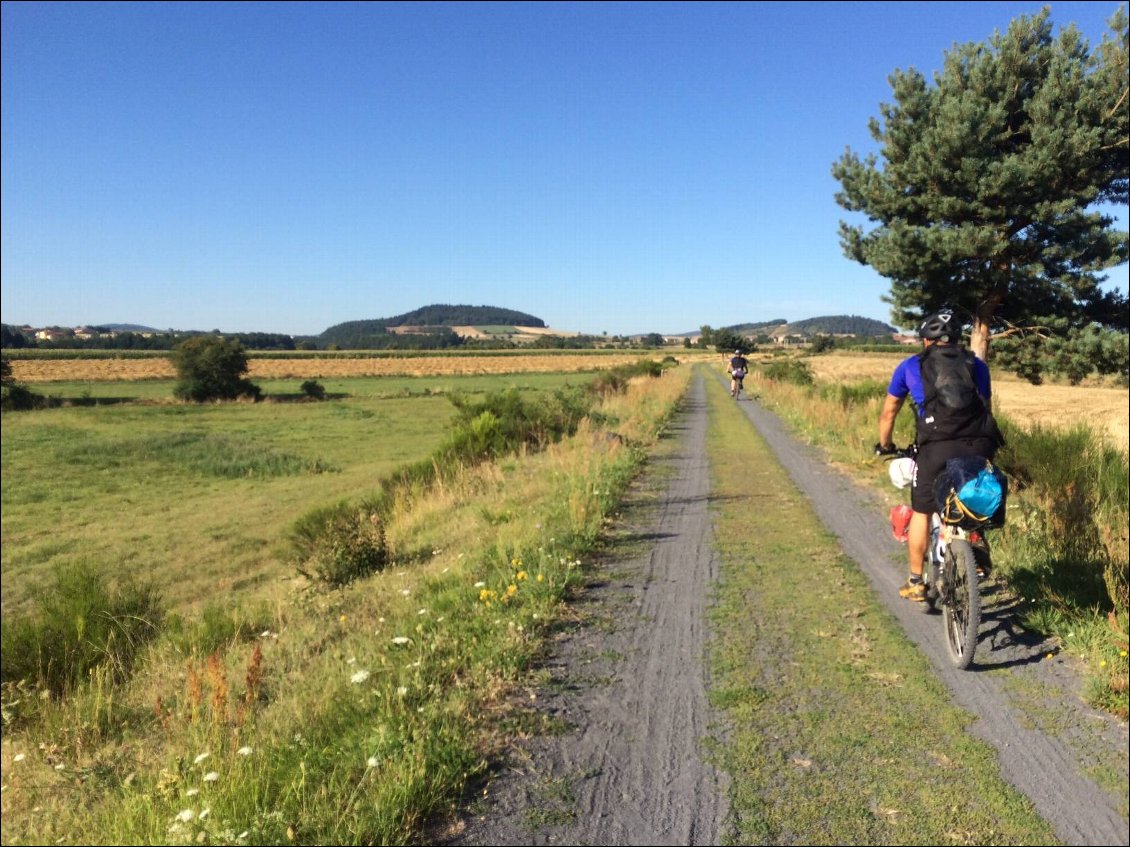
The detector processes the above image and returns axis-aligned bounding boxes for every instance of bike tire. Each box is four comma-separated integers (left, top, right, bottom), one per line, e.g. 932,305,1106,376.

942,538,981,668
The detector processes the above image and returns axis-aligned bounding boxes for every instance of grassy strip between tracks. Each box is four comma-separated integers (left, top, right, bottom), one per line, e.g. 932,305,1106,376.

702,373,1057,846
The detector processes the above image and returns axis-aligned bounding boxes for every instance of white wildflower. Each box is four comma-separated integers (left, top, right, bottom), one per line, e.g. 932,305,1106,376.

203,771,219,782
350,670,371,684
13,754,25,762
193,752,210,765
176,809,196,823
199,808,211,820
186,788,200,797
417,608,427,615
400,588,411,596
236,746,253,756
474,581,486,588
367,756,379,769
397,686,408,697
391,636,410,646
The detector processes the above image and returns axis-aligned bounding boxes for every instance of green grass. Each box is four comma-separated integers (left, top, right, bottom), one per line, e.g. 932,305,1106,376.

703,370,1057,845
4,376,595,616
27,371,591,402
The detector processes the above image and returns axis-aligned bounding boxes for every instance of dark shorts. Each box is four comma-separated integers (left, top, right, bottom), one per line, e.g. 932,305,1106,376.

912,437,997,514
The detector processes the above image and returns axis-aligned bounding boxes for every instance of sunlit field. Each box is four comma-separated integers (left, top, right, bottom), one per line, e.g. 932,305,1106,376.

8,351,700,383
1,371,589,616
802,351,1129,452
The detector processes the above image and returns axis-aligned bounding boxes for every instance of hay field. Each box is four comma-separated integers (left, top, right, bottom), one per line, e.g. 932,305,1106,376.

804,352,1129,452
9,352,666,383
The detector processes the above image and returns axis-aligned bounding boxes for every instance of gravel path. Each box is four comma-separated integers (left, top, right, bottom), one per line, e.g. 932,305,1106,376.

442,376,727,845
439,372,1129,846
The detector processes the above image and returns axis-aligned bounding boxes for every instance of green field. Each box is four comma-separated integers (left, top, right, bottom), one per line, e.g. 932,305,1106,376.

1,372,585,615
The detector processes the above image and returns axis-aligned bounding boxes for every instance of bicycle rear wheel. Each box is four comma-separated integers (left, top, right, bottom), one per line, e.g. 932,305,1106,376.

942,539,981,668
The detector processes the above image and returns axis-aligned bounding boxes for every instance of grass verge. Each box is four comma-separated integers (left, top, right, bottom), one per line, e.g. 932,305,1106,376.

703,372,1057,845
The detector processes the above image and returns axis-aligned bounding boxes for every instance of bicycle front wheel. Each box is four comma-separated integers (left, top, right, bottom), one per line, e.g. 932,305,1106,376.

942,539,981,668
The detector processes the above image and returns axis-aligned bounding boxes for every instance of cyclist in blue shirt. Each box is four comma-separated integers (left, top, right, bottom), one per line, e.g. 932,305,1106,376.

876,310,999,601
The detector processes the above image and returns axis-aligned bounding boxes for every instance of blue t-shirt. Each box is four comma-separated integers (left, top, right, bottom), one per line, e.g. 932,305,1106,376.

888,349,991,417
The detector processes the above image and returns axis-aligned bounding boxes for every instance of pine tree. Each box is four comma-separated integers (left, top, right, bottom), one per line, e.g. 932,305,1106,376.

833,6,1129,359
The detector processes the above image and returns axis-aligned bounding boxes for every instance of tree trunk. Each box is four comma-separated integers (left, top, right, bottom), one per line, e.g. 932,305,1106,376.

970,317,991,362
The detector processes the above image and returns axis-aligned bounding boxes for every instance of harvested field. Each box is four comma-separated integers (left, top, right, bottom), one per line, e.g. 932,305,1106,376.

803,352,1129,452
9,353,668,384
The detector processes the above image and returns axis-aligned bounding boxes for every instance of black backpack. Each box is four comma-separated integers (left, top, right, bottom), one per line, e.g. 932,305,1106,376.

916,344,1000,446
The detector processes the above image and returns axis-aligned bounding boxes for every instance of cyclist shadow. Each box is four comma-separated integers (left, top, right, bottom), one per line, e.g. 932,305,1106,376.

970,580,1058,670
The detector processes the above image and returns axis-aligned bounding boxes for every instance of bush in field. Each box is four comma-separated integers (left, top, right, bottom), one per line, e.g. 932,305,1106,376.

760,359,815,386
0,358,40,410
172,336,262,402
292,502,389,587
589,359,667,395
0,563,163,698
301,379,326,400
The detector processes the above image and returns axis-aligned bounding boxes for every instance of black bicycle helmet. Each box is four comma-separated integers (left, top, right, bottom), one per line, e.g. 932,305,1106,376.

918,309,958,343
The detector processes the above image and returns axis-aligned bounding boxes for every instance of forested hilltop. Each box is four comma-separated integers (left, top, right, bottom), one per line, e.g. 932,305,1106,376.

784,315,897,335
713,315,897,336
317,305,547,349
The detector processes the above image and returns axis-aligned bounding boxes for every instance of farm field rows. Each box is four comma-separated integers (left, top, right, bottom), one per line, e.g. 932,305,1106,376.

8,352,693,383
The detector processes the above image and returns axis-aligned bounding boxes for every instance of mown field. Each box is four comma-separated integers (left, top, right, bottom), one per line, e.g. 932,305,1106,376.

7,351,707,383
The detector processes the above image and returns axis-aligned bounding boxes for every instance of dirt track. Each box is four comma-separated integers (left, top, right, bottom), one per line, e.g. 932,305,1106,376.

440,372,1128,846
442,376,728,845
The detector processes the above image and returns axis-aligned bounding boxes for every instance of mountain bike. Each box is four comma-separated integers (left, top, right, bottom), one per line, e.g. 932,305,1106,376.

881,446,995,670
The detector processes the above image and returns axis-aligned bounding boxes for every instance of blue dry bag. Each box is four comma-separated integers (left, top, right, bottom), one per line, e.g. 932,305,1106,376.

934,456,1007,526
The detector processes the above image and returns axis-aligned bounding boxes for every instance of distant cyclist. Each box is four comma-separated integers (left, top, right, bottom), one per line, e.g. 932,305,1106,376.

728,349,749,398
875,309,1003,601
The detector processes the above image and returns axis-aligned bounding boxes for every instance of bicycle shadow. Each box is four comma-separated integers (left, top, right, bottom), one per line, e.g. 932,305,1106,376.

969,580,1058,671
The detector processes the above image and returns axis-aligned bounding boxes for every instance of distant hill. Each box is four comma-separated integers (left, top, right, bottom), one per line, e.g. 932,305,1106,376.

384,304,544,328
784,315,897,336
720,318,788,333
685,315,896,338
98,323,161,332
319,304,547,348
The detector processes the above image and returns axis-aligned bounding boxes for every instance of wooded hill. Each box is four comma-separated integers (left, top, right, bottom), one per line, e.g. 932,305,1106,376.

318,305,546,348
720,315,897,337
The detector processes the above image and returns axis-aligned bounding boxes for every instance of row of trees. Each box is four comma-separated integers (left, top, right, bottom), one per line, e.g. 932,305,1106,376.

833,5,1128,361
1,325,300,351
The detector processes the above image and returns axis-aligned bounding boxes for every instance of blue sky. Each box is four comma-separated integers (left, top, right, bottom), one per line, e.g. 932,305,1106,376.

2,1,1127,336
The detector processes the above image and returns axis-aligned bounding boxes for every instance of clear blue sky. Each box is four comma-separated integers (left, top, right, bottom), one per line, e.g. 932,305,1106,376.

2,1,1127,336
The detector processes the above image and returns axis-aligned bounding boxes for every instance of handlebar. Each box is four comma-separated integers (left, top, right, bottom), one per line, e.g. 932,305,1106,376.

874,443,917,460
